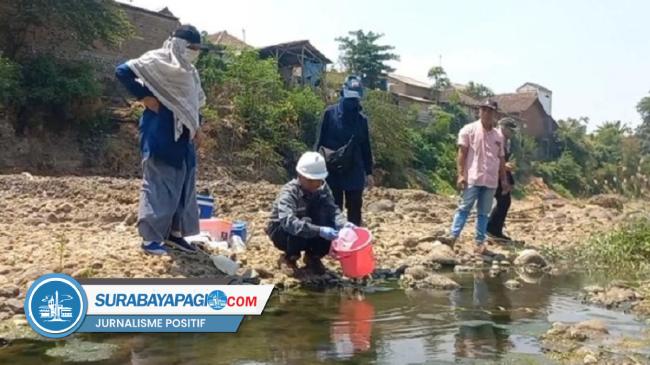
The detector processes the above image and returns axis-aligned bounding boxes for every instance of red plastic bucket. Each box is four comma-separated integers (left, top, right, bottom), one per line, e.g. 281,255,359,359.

331,228,375,278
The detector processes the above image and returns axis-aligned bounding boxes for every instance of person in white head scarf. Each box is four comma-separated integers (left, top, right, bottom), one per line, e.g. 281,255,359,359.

115,24,208,256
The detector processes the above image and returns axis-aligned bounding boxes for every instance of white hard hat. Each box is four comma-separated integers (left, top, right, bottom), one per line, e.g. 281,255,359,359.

296,152,328,180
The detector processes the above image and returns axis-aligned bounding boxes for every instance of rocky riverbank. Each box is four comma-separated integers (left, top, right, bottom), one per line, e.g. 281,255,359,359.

0,173,647,339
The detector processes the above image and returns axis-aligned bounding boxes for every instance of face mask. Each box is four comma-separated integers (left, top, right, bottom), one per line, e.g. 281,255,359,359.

342,98,360,113
186,49,200,63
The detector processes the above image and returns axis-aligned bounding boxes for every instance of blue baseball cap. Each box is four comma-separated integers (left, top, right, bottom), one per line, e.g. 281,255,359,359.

342,76,364,99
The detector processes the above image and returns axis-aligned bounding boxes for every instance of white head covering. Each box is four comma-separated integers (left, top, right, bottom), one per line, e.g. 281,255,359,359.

127,37,206,141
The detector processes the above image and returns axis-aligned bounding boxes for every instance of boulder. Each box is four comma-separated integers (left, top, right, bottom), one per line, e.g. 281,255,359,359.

417,241,437,252
583,285,604,294
57,203,74,214
402,203,429,213
454,265,476,273
514,249,548,267
46,213,61,223
403,237,419,248
252,266,274,279
123,212,137,226
543,320,608,343
0,285,20,298
398,255,441,271
404,265,428,280
21,172,34,181
426,242,458,266
401,272,460,290
505,279,522,290
0,311,10,322
15,266,49,286
583,354,598,364
367,199,395,213
2,298,23,314
585,286,641,308
417,236,438,244
422,274,460,290
573,320,608,335
588,194,624,210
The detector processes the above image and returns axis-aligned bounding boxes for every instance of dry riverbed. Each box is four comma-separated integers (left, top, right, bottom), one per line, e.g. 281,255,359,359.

1,173,649,363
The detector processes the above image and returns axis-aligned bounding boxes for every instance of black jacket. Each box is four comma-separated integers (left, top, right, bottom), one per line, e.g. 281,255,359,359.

267,180,347,238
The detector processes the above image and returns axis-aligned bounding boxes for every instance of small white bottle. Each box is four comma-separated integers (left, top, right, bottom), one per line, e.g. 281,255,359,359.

210,255,240,275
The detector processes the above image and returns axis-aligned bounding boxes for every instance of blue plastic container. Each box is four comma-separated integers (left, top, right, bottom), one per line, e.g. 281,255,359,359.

197,194,215,219
230,221,248,242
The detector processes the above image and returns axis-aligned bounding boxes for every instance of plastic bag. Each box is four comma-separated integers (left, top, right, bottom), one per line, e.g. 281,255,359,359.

230,235,246,253
337,228,358,250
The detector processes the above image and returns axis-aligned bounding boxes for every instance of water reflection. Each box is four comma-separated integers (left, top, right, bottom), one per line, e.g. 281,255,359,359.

2,272,646,365
451,272,514,359
330,293,375,356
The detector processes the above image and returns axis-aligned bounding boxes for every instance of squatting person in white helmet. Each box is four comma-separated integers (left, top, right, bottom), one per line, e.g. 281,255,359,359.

266,152,354,276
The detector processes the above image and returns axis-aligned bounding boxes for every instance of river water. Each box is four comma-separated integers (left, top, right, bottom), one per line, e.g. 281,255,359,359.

1,271,647,364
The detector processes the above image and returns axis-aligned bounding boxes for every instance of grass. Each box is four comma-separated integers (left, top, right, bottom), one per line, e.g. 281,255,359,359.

580,217,650,275
55,232,69,272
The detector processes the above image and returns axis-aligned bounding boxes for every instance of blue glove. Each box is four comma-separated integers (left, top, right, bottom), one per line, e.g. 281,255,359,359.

319,227,339,241
343,222,357,229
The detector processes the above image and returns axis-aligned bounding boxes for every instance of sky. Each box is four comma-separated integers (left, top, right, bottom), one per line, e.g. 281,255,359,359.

118,0,650,130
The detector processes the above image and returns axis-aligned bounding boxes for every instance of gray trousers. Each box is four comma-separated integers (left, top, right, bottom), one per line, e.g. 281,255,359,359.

138,157,200,242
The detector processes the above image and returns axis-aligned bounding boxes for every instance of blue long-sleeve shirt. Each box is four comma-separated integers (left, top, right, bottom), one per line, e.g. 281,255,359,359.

315,102,373,191
115,63,196,169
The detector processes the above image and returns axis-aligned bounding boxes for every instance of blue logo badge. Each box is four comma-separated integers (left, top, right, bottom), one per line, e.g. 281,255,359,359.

24,274,87,338
206,290,228,310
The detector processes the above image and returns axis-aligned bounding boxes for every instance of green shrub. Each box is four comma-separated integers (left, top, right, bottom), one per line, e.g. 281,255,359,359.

196,49,228,101
21,56,101,106
287,87,324,148
582,218,650,273
532,151,585,195
0,56,22,106
3,56,103,134
362,90,415,187
196,48,326,181
404,105,460,193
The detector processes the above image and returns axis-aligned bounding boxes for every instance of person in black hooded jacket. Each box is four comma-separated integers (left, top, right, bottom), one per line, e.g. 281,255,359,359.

315,75,374,226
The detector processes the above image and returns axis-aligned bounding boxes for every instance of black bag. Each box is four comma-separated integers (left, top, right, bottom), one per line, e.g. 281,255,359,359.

318,135,357,174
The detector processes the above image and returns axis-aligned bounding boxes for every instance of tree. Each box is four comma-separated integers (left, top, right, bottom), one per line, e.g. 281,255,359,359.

592,121,630,163
195,49,325,181
465,81,494,99
636,93,650,154
554,117,591,164
336,30,399,89
638,93,650,122
427,66,450,91
0,1,135,135
0,0,134,59
362,90,414,186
